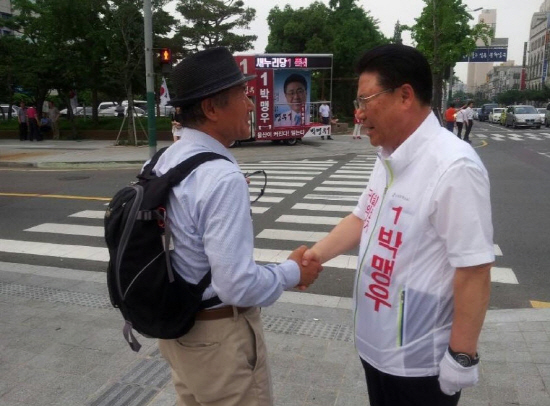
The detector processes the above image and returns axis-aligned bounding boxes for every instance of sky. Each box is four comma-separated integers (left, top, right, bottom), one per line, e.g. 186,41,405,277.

167,0,546,82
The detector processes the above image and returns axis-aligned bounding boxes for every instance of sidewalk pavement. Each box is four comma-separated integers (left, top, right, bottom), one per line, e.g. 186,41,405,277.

1,261,550,406
1,138,550,405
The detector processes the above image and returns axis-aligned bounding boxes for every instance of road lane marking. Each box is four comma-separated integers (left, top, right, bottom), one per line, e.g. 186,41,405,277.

530,301,550,308
0,192,111,201
292,203,356,212
490,267,519,284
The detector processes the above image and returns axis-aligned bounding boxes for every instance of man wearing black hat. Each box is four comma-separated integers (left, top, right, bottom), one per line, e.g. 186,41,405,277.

153,47,323,406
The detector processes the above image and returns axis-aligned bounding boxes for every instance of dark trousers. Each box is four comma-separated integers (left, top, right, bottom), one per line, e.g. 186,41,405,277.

361,358,461,406
464,119,473,140
456,122,464,139
28,120,40,141
445,121,454,132
19,122,28,140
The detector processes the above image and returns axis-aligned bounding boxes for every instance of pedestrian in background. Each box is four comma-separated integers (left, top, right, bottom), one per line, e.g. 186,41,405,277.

445,103,456,133
455,107,466,139
301,44,493,406
155,47,323,406
49,101,60,139
26,104,39,142
319,102,333,139
17,101,28,141
171,106,184,142
462,101,474,143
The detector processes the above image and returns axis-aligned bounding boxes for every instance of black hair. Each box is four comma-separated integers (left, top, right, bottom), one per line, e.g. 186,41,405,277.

449,103,455,108
284,74,307,93
355,44,432,106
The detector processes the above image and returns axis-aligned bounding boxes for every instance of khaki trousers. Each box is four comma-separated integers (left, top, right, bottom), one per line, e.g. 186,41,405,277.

158,307,273,406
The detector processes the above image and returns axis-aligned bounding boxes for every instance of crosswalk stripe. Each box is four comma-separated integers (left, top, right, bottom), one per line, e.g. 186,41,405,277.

304,194,358,202
70,210,104,219
508,134,524,141
253,170,322,175
241,165,329,171
259,160,337,164
315,186,364,193
329,174,370,179
257,229,327,242
334,170,371,174
263,176,314,181
276,215,343,225
292,203,355,212
323,181,367,186
494,244,502,256
254,196,284,203
249,187,295,194
0,239,108,261
490,134,506,141
250,181,305,187
25,223,103,237
252,207,269,214
491,267,519,284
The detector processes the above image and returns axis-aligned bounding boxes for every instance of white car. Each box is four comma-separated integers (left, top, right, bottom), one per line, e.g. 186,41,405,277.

99,105,147,117
0,104,19,119
488,108,505,123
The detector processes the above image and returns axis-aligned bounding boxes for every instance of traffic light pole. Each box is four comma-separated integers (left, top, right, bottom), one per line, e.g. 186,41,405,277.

143,0,156,157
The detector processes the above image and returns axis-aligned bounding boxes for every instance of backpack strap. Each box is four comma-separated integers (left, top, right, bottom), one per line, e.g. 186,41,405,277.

195,271,222,309
137,146,169,181
166,151,231,187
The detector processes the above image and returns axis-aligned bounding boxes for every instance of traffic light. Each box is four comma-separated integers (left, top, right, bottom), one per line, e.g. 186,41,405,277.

160,48,172,64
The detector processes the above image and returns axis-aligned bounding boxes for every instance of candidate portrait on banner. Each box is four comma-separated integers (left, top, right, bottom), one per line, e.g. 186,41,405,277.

273,70,311,127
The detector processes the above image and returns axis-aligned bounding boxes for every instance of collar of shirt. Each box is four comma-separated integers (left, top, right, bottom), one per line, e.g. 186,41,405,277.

379,112,440,176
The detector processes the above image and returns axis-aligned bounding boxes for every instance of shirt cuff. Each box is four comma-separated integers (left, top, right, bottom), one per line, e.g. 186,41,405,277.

449,251,495,269
278,259,301,290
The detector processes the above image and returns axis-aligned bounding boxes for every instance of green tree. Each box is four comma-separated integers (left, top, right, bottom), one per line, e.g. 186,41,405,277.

266,0,386,119
406,0,492,113
392,20,403,45
174,0,257,53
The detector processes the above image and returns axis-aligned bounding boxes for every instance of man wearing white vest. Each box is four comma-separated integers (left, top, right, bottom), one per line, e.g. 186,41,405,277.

301,44,494,406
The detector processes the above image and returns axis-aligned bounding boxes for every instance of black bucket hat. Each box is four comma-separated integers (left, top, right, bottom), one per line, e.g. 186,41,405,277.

169,47,256,107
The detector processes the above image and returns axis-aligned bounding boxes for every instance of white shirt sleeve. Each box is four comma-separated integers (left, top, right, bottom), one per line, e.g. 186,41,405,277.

429,158,495,268
200,171,301,307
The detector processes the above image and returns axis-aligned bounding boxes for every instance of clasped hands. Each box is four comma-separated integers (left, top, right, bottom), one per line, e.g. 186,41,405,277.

288,245,323,291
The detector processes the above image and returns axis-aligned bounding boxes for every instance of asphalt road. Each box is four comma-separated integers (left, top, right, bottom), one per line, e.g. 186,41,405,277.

0,123,549,309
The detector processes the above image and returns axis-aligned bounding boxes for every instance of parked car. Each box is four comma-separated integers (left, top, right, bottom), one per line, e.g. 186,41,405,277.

99,105,146,117
478,103,499,122
488,108,505,124
0,104,19,119
60,106,83,117
473,108,480,120
504,105,542,129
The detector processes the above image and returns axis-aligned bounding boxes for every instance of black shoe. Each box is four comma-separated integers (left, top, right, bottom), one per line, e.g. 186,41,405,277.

464,139,471,144
321,136,324,140
327,136,333,140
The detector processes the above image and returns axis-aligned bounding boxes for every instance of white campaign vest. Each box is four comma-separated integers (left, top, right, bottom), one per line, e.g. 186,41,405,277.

352,113,494,377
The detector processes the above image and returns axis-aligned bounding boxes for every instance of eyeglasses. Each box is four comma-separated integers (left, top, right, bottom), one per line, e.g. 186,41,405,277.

355,88,393,110
285,88,306,97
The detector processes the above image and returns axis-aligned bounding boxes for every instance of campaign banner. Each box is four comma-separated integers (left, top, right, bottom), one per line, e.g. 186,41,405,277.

234,55,256,96
273,70,311,128
255,55,332,69
255,69,274,138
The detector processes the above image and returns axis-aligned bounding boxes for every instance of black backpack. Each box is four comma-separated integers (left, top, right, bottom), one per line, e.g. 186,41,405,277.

105,147,230,352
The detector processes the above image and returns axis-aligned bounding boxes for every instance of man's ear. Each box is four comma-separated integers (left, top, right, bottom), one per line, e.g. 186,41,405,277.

399,84,416,108
201,98,219,122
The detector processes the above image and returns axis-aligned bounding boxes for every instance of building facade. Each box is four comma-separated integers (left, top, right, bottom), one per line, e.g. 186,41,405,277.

485,63,523,100
466,9,497,94
0,0,13,36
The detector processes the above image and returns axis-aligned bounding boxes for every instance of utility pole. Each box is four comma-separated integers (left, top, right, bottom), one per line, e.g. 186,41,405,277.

143,0,157,157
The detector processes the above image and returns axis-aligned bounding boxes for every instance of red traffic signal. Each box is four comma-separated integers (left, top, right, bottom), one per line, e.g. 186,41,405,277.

160,48,172,64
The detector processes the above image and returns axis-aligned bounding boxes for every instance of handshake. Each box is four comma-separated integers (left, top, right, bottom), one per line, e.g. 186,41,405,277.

288,245,323,291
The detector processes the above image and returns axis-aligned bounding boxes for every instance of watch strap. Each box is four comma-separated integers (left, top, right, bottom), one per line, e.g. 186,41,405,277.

448,346,479,366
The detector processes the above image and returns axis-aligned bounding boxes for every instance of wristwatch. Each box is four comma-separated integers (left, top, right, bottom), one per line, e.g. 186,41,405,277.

448,347,479,367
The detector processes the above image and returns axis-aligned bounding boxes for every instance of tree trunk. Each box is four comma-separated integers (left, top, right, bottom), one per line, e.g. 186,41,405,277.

92,88,99,124
432,71,444,115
